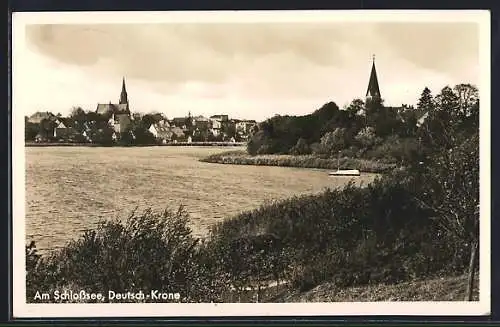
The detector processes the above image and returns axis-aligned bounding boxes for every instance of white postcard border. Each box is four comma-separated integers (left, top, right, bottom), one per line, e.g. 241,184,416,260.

11,10,491,318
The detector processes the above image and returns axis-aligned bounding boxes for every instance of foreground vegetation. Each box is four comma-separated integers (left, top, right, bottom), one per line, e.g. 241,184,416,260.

275,274,479,302
26,83,480,303
200,150,396,173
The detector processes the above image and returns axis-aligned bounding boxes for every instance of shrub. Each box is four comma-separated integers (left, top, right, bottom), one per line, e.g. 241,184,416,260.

201,151,396,173
289,138,312,155
208,171,469,292
26,207,229,303
312,128,348,156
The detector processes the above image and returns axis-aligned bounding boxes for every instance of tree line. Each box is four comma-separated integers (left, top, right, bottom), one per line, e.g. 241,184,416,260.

247,84,478,166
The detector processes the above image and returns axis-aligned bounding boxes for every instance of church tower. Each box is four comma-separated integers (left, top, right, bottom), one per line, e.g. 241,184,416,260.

366,55,381,103
119,77,129,109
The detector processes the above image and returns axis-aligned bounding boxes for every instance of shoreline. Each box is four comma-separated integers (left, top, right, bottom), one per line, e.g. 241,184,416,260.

25,142,246,147
200,150,397,173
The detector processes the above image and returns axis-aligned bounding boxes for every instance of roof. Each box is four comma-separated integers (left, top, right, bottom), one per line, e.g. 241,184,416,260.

171,117,190,126
150,123,171,137
28,111,56,124
119,77,128,105
55,117,70,128
238,119,256,124
171,126,185,137
149,124,185,139
96,103,129,116
193,115,210,122
210,115,229,120
366,60,381,99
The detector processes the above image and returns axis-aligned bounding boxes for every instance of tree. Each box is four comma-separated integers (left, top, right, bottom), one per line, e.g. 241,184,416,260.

346,99,365,117
141,114,163,129
192,127,210,142
39,118,58,140
69,107,87,133
87,112,106,127
414,133,479,300
417,87,435,112
314,128,347,155
25,117,39,141
435,86,460,117
247,130,270,155
89,122,115,145
289,138,311,155
222,122,237,140
314,102,340,122
364,97,400,137
461,99,479,136
365,96,384,122
418,86,460,150
454,83,479,118
400,112,419,138
354,126,380,149
132,113,143,121
120,120,157,145
133,127,157,145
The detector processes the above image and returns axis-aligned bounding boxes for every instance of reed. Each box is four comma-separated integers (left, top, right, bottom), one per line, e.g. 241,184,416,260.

200,151,396,173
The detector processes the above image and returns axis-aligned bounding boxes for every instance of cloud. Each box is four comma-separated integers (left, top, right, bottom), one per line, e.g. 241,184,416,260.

21,21,480,119
376,23,479,73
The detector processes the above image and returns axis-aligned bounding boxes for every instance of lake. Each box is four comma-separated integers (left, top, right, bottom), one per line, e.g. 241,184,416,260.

25,146,377,253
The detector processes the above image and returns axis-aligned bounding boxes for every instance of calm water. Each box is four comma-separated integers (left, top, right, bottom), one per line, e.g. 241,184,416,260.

26,146,376,253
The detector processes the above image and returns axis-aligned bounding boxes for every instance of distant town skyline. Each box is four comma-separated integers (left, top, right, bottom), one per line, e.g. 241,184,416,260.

15,12,481,121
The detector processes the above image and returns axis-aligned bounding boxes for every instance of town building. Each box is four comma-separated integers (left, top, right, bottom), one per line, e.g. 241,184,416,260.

236,120,257,134
364,56,413,118
96,77,132,136
210,114,229,122
209,115,229,136
192,115,211,130
171,117,191,129
365,55,381,104
148,123,172,143
54,117,72,139
28,111,56,124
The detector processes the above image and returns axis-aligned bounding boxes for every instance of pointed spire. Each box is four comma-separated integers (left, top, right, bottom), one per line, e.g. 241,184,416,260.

366,55,381,100
119,77,128,106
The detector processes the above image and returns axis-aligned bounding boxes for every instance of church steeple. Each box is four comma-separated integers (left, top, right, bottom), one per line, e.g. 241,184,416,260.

119,77,128,106
366,55,381,102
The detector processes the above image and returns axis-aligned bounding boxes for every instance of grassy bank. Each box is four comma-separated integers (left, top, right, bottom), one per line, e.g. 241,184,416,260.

272,274,479,302
200,150,396,173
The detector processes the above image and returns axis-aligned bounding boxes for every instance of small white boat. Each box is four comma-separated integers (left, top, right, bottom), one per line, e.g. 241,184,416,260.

329,151,360,176
329,169,360,176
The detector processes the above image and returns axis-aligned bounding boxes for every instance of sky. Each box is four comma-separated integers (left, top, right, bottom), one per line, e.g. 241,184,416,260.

15,15,480,121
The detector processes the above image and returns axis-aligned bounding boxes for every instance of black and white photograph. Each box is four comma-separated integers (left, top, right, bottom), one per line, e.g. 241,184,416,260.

12,10,490,318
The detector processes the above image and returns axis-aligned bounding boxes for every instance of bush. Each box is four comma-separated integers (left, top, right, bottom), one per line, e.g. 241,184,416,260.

365,136,423,164
26,207,229,303
289,138,311,155
201,151,396,173
208,171,470,292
